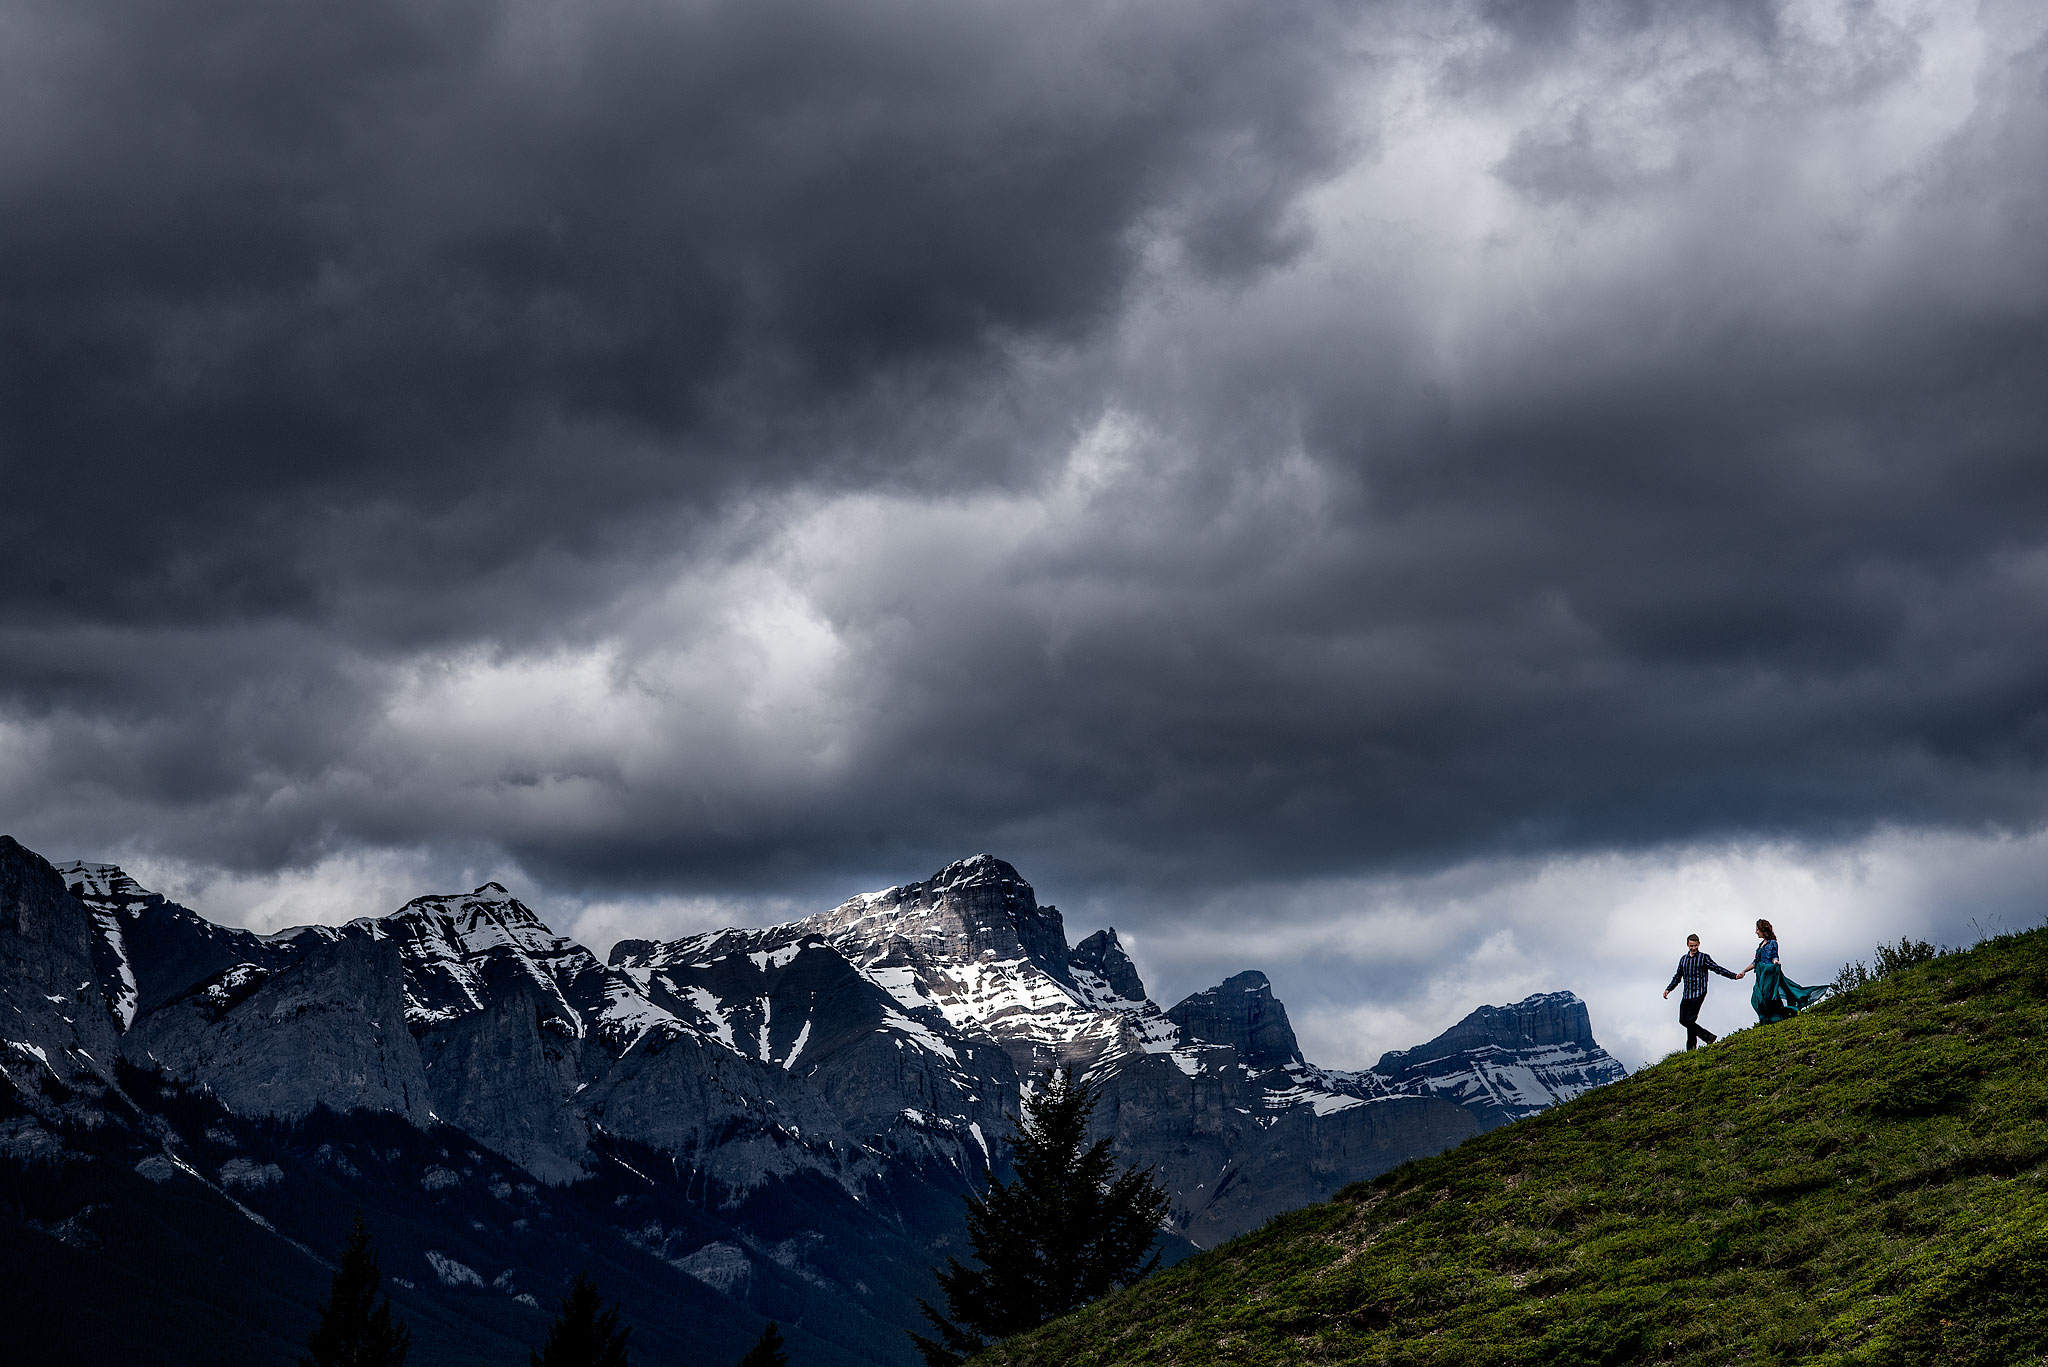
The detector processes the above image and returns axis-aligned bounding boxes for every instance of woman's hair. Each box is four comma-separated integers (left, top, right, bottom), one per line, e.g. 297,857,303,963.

1755,918,1777,940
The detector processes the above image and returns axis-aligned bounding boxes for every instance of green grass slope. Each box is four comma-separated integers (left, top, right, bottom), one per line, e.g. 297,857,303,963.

980,928,2048,1367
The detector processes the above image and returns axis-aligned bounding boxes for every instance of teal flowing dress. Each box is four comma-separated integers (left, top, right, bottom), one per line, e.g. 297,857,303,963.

1751,938,1823,1023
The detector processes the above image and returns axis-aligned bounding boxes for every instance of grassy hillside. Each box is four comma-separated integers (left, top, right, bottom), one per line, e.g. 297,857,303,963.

979,928,2048,1367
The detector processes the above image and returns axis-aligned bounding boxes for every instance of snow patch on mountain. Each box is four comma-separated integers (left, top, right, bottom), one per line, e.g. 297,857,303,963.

678,987,738,1050
875,1004,959,1062
782,1019,812,1070
7,1039,50,1068
53,861,149,903
426,1250,485,1288
1387,1040,1625,1117
379,884,676,1054
794,857,1140,1070
55,861,145,1028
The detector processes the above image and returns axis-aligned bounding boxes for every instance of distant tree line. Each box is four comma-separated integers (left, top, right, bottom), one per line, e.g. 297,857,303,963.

299,1210,787,1367
1832,934,1945,994
1830,917,2041,997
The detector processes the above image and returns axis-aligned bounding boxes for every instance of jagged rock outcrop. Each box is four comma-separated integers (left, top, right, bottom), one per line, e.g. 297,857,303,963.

788,854,1117,1076
1070,927,1148,1003
1166,970,1304,1070
377,883,658,1181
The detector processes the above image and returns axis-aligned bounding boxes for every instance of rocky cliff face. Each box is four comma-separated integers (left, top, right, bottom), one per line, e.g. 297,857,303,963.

1070,927,1147,1003
1166,970,1305,1070
0,839,124,1113
3,839,1628,1366
779,854,1124,1077
125,924,432,1127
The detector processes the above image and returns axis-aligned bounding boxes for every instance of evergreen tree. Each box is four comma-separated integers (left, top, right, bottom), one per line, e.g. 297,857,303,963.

736,1320,789,1367
530,1271,631,1367
300,1209,412,1367
912,1067,1169,1366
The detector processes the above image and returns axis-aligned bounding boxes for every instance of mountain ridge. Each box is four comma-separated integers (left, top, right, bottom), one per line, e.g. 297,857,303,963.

5,836,1627,1364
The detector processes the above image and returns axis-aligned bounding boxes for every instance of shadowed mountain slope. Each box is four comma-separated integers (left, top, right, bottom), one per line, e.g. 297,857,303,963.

978,926,2048,1367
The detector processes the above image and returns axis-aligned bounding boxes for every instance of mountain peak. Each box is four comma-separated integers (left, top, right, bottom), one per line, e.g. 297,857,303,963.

815,853,1072,987
53,859,153,903
607,937,659,968
1376,991,1596,1076
389,882,544,932
1069,928,1148,1004
1370,991,1622,1124
930,853,1029,891
1167,970,1301,1069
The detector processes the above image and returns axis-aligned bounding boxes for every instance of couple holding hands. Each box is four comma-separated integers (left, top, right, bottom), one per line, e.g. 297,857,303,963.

1663,918,1825,1050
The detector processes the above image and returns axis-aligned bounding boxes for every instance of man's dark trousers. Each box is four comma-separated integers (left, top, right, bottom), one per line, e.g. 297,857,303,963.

1678,995,1717,1050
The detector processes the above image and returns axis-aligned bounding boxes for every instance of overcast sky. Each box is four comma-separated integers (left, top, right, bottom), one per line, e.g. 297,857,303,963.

5,0,2046,1070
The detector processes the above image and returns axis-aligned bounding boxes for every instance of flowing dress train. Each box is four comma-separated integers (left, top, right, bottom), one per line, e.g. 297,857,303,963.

1751,938,1824,1023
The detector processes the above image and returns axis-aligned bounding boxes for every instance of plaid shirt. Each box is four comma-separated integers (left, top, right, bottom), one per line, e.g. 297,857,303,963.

1667,950,1741,999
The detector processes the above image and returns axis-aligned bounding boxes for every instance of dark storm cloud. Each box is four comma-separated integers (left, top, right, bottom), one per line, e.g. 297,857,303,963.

5,0,2048,930
0,0,1344,638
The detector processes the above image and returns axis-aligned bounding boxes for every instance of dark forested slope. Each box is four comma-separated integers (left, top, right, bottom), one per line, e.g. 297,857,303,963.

981,927,2048,1367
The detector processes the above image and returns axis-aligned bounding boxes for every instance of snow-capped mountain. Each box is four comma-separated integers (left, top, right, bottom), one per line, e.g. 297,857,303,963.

611,853,1625,1244
1373,990,1628,1125
3,838,1626,1366
615,855,1140,1083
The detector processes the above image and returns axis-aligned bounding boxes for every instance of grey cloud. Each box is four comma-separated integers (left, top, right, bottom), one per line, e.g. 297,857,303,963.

4,0,2048,942
1,0,1347,638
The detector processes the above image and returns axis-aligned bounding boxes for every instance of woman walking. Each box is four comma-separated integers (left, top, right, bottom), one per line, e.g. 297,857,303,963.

1747,918,1825,1023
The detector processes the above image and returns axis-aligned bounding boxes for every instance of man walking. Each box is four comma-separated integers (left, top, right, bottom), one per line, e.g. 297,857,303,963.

1664,933,1742,1050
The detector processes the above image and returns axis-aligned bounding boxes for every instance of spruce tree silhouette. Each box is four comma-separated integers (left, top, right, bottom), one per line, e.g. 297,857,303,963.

736,1321,789,1367
300,1209,412,1367
912,1067,1168,1367
530,1272,631,1367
